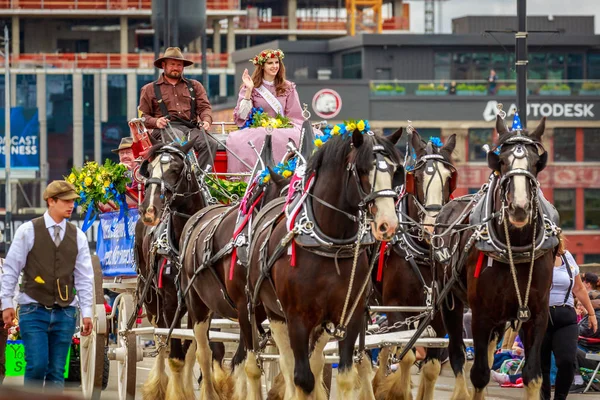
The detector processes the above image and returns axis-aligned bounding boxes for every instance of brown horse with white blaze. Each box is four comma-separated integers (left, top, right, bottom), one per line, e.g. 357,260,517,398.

432,116,556,400
247,129,404,399
372,129,457,400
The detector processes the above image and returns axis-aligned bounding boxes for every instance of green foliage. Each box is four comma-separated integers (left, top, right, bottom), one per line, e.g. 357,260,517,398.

205,177,248,204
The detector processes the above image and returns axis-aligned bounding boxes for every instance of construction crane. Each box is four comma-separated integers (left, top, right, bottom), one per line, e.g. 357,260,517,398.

346,0,384,36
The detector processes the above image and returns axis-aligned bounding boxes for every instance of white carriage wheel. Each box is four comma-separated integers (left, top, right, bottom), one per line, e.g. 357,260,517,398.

81,256,107,399
117,294,137,400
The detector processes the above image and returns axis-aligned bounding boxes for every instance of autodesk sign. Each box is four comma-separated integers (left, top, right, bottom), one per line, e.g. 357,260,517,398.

483,100,595,122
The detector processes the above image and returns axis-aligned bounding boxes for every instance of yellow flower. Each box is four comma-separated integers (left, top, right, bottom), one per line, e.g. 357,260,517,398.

84,177,93,187
67,173,76,184
347,123,356,132
332,125,340,135
357,120,365,132
104,180,110,188
96,174,103,182
263,175,271,183
34,276,45,284
282,170,292,178
315,139,323,147
261,121,269,127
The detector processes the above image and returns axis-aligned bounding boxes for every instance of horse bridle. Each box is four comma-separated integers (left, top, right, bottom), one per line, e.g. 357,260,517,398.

406,143,457,218
495,136,545,212
141,145,199,213
349,143,400,210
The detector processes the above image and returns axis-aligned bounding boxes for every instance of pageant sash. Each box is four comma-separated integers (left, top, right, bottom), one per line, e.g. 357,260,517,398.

255,84,285,116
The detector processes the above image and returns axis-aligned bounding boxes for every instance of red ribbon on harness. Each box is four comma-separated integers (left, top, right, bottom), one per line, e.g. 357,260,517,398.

290,241,297,267
158,258,168,288
376,241,387,282
474,251,485,278
228,192,265,281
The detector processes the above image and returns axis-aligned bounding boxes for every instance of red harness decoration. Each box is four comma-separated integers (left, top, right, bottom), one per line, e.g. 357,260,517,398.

376,241,388,282
229,192,265,280
287,175,316,268
158,258,168,288
474,251,485,278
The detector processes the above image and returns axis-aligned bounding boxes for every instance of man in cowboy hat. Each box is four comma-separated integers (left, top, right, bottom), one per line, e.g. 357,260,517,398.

138,47,218,170
1,181,94,390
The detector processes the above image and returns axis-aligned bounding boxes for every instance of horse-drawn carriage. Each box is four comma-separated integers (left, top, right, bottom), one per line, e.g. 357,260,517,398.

76,105,560,400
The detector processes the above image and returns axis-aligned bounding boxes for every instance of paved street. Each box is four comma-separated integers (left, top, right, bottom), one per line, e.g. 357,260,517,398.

4,350,595,399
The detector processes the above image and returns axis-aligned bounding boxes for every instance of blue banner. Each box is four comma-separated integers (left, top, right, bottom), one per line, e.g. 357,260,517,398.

96,209,139,277
0,107,40,170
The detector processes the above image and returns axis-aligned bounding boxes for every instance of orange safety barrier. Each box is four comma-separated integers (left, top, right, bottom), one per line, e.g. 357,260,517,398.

9,53,230,69
382,16,410,31
0,0,238,10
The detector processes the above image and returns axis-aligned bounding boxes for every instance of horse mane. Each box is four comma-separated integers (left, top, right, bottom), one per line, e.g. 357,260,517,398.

145,141,188,160
308,133,401,176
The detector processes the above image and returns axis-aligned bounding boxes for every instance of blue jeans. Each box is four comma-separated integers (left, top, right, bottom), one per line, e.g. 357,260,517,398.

18,303,77,390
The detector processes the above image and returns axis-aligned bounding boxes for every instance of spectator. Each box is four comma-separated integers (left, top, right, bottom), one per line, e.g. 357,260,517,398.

571,290,600,393
540,234,598,400
583,272,599,292
576,299,588,322
488,69,498,95
449,80,457,95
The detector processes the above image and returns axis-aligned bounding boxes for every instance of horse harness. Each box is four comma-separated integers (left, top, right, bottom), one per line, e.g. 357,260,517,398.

249,142,400,342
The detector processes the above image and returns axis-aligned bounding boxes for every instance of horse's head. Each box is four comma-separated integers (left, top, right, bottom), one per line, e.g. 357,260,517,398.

405,131,457,233
309,129,404,241
138,139,198,226
488,115,548,229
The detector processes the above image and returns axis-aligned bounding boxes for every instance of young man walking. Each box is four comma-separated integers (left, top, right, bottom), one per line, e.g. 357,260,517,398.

1,180,94,391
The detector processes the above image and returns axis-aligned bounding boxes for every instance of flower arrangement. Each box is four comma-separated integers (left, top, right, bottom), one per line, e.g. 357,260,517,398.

250,49,285,66
244,107,293,130
8,321,20,341
429,137,444,148
314,119,371,147
257,156,298,184
66,160,131,215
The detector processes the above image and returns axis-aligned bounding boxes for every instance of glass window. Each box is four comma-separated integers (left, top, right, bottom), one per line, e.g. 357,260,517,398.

584,189,600,230
553,128,576,162
101,74,127,164
375,68,392,80
468,128,493,161
583,129,600,162
553,189,576,230
47,75,74,181
434,65,450,80
584,254,600,264
16,74,37,108
588,53,600,79
434,52,451,65
342,52,362,79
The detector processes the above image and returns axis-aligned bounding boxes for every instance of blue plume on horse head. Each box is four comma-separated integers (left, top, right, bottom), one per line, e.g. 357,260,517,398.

428,136,443,148
511,112,523,131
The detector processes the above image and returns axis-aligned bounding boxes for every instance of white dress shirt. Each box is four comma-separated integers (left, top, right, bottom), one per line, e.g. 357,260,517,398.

0,212,94,318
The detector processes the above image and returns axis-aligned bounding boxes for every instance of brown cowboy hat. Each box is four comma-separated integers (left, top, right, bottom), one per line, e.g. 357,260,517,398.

111,137,133,154
154,47,194,69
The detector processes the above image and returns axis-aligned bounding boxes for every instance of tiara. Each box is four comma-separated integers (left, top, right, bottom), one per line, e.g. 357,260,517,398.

250,49,285,66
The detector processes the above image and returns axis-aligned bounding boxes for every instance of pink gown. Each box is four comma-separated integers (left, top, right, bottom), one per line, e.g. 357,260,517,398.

227,80,304,173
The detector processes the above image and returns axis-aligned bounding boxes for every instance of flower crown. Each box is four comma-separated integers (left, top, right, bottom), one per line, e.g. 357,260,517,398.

314,119,371,147
250,49,285,66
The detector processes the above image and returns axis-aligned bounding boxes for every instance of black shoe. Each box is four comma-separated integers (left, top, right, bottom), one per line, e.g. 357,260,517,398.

569,383,587,393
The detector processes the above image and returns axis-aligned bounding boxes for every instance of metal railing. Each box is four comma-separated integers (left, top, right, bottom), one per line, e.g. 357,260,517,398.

0,0,238,10
236,15,409,31
4,52,230,69
370,79,600,97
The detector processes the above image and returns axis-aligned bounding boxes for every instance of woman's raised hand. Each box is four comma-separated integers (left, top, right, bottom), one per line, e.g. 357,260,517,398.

242,68,254,89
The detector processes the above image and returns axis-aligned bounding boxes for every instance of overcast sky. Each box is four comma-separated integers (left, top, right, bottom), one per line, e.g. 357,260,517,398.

406,0,600,34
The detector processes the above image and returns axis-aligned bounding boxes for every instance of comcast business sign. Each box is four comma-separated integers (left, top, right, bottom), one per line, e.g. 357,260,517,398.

483,100,595,122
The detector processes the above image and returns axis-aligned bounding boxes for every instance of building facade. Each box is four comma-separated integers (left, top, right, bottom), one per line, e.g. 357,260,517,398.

0,7,598,263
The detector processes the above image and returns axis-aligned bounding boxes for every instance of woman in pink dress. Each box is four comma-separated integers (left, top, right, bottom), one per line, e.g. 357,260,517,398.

227,49,304,173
